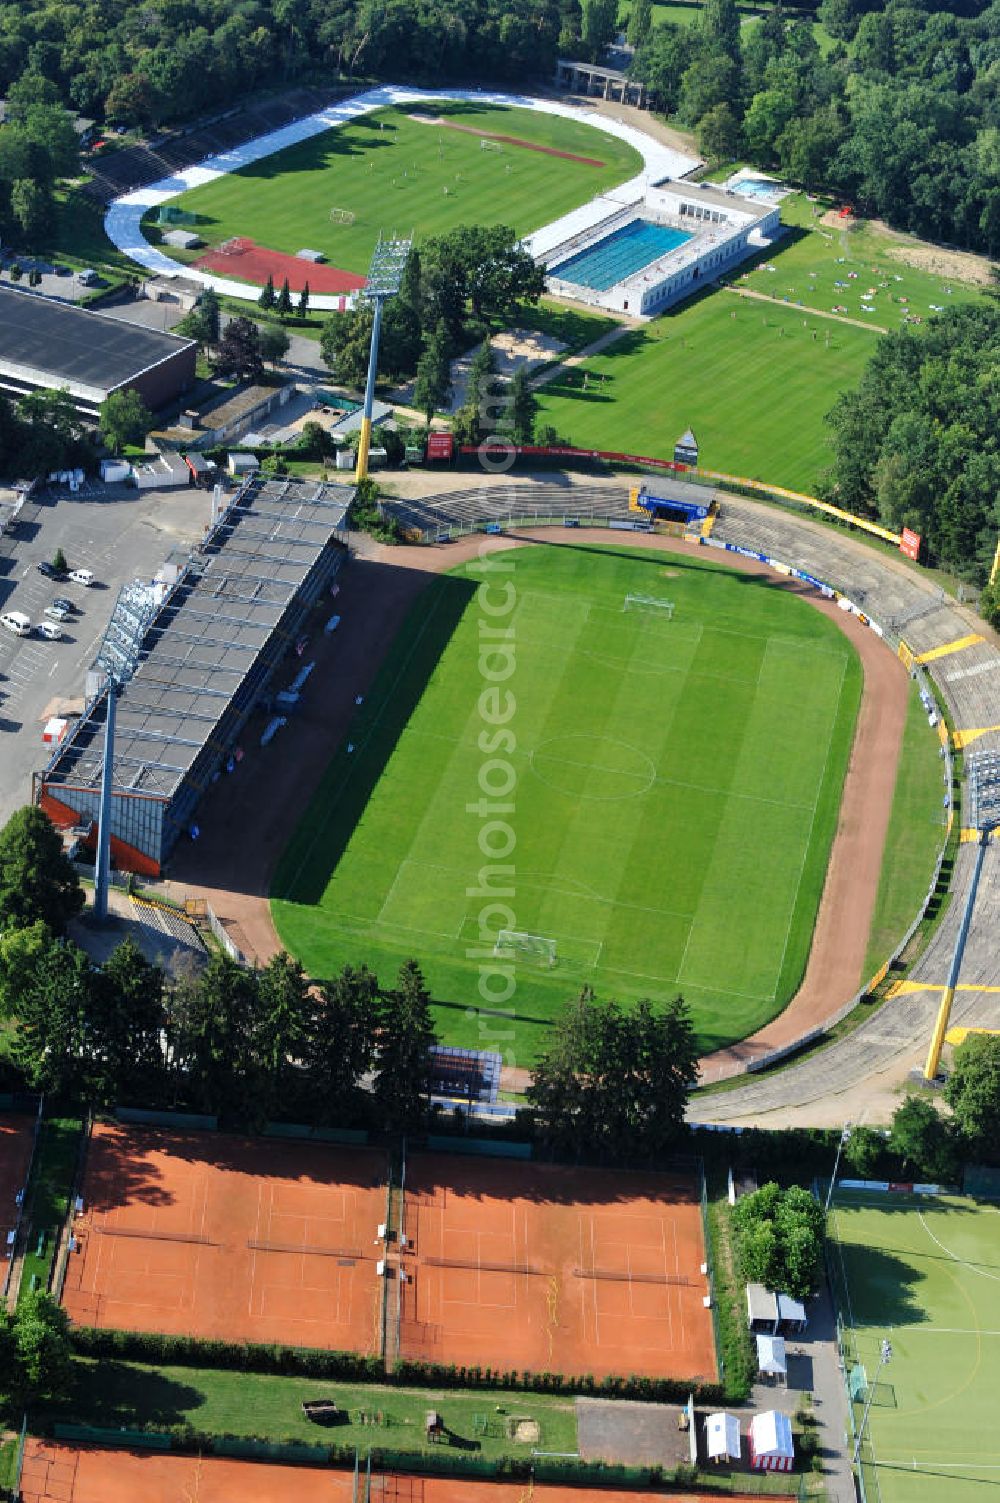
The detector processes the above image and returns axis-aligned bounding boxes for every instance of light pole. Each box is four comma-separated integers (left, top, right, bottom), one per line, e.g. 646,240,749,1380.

853,1338,892,1464
354,235,412,485
824,1121,853,1214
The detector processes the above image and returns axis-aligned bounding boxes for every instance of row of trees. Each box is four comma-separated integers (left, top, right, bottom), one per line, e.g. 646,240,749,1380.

0,1291,73,1413
632,0,1000,257
822,303,1000,584
732,1183,825,1301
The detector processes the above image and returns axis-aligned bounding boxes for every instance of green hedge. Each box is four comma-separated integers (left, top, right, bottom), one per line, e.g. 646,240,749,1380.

68,1327,724,1405
69,1328,382,1382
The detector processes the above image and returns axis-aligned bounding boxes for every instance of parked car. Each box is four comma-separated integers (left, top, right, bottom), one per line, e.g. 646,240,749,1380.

51,596,75,615
36,561,67,581
44,603,70,623
37,621,62,641
1,611,31,637
69,568,95,587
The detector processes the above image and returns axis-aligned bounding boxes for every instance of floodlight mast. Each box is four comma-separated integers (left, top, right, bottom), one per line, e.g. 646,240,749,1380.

355,235,412,484
93,583,158,922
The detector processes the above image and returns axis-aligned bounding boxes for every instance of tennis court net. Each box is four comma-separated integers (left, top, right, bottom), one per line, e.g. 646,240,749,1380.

422,1255,544,1276
247,1239,364,1260
95,1226,217,1246
572,1267,692,1285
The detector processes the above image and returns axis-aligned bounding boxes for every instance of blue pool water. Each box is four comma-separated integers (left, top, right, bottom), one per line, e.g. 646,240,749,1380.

733,177,785,202
552,219,692,292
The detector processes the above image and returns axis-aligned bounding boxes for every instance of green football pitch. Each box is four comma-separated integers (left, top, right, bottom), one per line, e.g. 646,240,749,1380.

272,543,861,1062
164,103,641,275
829,1191,1000,1503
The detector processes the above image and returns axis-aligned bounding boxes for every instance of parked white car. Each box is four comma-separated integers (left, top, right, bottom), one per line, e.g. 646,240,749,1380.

37,621,63,641
44,603,70,623
1,610,31,637
69,568,95,587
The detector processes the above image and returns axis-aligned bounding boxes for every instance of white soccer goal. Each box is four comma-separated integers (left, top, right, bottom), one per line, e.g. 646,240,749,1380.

623,594,675,618
480,138,504,152
494,930,558,967
329,207,356,225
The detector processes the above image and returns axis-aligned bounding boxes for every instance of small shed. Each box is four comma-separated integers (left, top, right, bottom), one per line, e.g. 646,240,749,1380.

705,1411,741,1465
162,229,203,250
777,1292,807,1333
746,1283,779,1331
227,452,260,476
296,248,326,263
184,452,216,486
756,1333,787,1383
749,1411,794,1473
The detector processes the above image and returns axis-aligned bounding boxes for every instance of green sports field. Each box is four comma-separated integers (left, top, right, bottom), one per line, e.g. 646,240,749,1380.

830,1190,1000,1503
272,543,861,1062
163,103,641,275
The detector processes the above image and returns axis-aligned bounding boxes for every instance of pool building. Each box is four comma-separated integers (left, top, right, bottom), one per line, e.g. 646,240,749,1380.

542,180,780,317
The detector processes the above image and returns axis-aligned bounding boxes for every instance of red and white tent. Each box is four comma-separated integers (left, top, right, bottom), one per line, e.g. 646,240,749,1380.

749,1410,795,1472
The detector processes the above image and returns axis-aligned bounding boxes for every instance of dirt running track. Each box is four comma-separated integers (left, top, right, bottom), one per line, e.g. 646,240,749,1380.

19,1442,786,1503
169,528,906,1085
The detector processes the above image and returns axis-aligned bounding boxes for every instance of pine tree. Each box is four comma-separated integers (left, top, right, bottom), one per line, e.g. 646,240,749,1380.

297,281,310,318
258,273,275,311
276,277,293,319
373,961,436,1132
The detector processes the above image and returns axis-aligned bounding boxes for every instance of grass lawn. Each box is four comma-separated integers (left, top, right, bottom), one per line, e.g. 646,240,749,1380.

863,683,949,978
535,289,877,491
62,1359,578,1459
272,542,861,1061
165,103,642,276
829,1191,1000,1503
17,1117,80,1305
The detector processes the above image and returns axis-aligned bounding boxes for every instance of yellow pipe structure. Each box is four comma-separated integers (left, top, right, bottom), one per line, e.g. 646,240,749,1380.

354,415,373,485
924,985,957,1081
991,534,1000,587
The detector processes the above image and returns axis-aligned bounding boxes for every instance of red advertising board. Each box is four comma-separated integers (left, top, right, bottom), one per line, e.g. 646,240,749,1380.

900,527,921,561
426,432,454,461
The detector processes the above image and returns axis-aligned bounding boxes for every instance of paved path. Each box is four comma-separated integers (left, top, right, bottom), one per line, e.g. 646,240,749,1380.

528,323,636,389
721,282,890,334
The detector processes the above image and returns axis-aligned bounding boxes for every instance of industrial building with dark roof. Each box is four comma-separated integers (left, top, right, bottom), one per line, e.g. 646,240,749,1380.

38,474,353,874
0,285,196,417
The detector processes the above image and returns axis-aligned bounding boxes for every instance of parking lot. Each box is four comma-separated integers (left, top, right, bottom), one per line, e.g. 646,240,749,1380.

0,479,212,827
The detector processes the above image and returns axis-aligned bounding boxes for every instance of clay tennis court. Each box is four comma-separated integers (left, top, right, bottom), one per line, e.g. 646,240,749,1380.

17,1443,787,1502
400,1155,715,1381
0,1112,34,1265
61,1124,386,1350
195,239,367,293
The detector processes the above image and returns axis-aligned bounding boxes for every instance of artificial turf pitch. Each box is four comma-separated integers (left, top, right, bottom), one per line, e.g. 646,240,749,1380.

165,102,642,276
272,543,861,1060
830,1191,1000,1503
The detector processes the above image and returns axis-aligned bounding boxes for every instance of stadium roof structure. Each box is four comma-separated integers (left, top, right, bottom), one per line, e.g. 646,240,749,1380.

0,284,194,397
43,476,353,804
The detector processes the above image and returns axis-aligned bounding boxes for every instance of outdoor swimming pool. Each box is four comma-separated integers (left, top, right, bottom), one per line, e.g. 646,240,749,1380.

551,218,692,291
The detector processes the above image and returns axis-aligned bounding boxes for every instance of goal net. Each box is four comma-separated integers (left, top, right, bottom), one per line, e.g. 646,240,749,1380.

494,930,557,966
330,207,356,225
623,593,674,618
480,138,504,152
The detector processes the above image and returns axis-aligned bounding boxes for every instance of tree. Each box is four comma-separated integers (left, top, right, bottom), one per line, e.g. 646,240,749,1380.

13,1292,72,1402
732,1182,824,1300
698,103,742,163
276,277,293,319
581,0,618,61
627,0,652,49
889,1096,960,1181
527,990,699,1161
946,1034,1000,1160
0,806,84,934
320,305,374,390
258,321,290,367
212,316,264,381
177,287,221,348
87,936,165,1105
297,281,310,318
11,178,53,239
453,338,499,446
256,951,309,1119
304,964,378,1123
0,920,55,1020
12,938,92,1096
99,388,152,453
372,960,436,1132
412,322,452,423
258,273,276,312
509,367,536,444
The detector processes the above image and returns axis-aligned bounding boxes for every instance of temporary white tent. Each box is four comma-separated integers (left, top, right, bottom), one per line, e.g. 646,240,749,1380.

746,1282,779,1330
777,1292,808,1332
705,1411,741,1464
749,1410,795,1472
756,1333,788,1382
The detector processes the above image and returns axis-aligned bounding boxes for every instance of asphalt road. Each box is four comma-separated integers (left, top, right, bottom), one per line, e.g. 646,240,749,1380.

0,480,211,827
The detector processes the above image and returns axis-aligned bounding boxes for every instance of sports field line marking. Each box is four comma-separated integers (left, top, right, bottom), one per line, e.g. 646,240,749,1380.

285,582,451,896
917,1210,1000,1282
599,959,774,1004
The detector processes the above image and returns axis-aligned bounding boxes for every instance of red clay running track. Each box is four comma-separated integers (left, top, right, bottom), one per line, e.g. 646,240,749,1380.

61,1123,386,1350
19,1443,786,1503
195,240,367,294
401,1154,715,1382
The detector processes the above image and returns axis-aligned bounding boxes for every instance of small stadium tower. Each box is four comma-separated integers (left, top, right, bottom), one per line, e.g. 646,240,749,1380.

356,235,411,482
